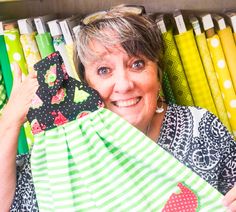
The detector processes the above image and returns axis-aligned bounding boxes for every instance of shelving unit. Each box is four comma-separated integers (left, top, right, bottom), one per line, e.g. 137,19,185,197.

0,0,236,19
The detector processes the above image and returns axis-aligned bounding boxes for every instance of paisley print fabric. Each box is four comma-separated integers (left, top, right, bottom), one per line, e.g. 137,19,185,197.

158,104,236,195
10,104,236,210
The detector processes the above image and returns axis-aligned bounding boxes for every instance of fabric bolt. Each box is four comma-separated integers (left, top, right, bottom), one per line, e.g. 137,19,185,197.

195,32,232,132
0,34,28,154
4,27,28,76
0,35,13,97
35,32,55,58
162,70,176,104
175,29,217,114
53,35,78,79
162,29,194,106
27,51,225,211
20,32,41,72
65,44,79,80
207,34,236,138
0,67,7,110
218,27,236,92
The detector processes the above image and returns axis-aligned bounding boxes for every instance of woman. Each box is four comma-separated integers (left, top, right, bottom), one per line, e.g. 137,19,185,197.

0,5,236,211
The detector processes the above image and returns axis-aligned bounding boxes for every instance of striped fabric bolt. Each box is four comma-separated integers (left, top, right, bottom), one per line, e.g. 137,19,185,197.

31,108,225,211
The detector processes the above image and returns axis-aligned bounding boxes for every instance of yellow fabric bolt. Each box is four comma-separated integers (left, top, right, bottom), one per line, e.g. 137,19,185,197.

162,29,194,106
20,33,41,72
218,27,236,92
174,29,217,115
65,44,79,80
195,33,232,132
207,34,236,139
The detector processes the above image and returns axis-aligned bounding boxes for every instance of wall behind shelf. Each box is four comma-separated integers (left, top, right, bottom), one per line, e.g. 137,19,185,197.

0,0,236,19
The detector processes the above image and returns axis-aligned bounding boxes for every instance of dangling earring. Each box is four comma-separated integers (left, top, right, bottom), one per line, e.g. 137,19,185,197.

156,93,164,113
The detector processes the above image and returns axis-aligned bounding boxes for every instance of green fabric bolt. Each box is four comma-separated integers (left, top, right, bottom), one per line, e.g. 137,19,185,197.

162,29,194,106
174,29,217,115
162,70,176,104
195,33,232,132
31,108,225,211
3,28,29,154
35,32,55,58
0,35,13,97
4,28,28,76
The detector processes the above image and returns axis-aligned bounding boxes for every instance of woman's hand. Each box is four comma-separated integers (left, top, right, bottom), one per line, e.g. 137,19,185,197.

2,63,39,127
223,185,236,211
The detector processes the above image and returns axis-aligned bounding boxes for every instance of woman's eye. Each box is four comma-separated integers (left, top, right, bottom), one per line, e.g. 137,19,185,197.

97,67,110,76
131,60,145,69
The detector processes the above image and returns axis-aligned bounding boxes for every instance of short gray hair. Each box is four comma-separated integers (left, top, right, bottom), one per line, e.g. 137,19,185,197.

74,6,164,81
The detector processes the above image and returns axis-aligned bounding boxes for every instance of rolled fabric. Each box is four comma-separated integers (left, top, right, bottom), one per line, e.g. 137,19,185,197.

0,35,13,97
20,32,41,72
65,44,79,80
195,33,231,132
174,29,217,115
35,32,55,58
162,70,176,104
218,27,236,92
4,27,28,76
3,27,29,153
53,35,77,79
162,29,194,106
207,34,236,138
0,68,7,110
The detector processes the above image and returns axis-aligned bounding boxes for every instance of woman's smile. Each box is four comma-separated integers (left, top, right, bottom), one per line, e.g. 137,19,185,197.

112,97,141,107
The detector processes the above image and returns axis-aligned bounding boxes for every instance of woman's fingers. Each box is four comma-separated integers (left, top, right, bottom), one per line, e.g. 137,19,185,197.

223,185,236,212
12,62,23,88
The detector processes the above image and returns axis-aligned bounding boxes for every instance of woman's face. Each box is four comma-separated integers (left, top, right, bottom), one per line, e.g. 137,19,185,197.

83,39,160,132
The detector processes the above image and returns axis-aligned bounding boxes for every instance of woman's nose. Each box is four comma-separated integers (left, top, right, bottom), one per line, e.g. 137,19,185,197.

113,71,134,93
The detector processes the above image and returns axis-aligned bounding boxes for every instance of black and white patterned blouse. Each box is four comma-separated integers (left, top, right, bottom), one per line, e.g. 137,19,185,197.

10,104,236,211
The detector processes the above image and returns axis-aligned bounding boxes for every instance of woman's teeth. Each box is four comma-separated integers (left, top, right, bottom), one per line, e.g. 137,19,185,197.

113,97,140,107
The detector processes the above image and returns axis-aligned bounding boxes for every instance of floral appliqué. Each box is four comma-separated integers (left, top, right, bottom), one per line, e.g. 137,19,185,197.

74,87,90,103
44,64,58,87
31,94,43,109
31,119,46,134
51,88,66,104
52,111,68,126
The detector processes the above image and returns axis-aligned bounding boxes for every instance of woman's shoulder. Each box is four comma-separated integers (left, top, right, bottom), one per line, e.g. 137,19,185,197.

162,103,234,144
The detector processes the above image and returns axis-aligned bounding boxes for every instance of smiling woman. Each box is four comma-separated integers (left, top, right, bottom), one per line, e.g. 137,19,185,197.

0,4,236,212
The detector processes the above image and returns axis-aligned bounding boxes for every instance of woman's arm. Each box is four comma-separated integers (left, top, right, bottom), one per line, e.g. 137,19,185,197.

0,64,38,210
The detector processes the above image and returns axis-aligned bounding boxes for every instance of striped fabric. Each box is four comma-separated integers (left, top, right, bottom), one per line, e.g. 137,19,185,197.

31,108,225,211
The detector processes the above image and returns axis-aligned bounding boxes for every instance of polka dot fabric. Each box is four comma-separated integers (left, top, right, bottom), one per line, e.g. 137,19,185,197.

27,51,104,134
207,35,236,138
4,27,28,76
